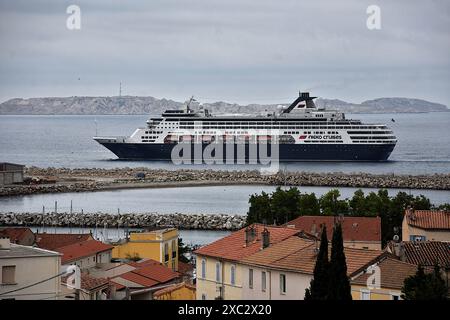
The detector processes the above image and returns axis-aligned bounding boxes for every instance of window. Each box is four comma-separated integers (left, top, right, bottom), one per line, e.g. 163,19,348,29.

230,265,236,285
201,294,206,300
201,259,206,279
249,269,253,289
280,274,286,294
391,294,400,300
261,271,266,292
172,239,177,258
164,243,169,262
2,266,16,284
215,262,221,282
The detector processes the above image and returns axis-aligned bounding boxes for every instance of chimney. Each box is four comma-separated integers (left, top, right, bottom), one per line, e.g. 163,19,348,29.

245,226,256,245
406,206,415,221
261,228,270,249
392,241,406,262
0,237,11,250
300,92,310,98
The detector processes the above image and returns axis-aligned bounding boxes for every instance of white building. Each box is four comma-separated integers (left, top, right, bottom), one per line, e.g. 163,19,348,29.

0,238,61,300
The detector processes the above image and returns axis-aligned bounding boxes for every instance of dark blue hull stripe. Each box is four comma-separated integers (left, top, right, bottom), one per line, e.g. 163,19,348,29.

98,143,395,161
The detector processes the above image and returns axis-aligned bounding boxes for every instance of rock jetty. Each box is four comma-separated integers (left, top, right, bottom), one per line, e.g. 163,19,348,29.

0,167,449,197
0,212,246,231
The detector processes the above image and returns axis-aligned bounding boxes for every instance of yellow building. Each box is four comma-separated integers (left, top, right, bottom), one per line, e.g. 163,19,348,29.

153,282,196,300
351,257,418,300
112,228,179,271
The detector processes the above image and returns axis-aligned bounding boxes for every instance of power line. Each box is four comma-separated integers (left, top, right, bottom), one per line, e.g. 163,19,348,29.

0,270,72,297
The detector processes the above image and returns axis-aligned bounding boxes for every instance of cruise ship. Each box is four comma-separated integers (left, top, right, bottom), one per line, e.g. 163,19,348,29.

94,92,397,161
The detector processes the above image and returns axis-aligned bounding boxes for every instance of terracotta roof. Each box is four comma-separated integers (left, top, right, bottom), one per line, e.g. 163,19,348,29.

118,271,159,288
0,227,34,243
194,224,299,261
405,210,450,230
62,273,110,291
133,264,180,283
351,258,419,290
388,241,450,267
35,233,93,251
286,216,381,242
112,260,180,289
126,258,161,268
178,261,194,275
153,282,196,297
109,280,125,290
242,235,385,276
57,239,113,264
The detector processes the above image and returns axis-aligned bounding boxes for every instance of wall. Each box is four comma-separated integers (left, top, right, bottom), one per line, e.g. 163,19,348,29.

112,231,178,271
66,250,112,270
351,284,402,300
155,286,196,300
241,265,311,300
0,254,61,300
402,220,450,242
195,255,243,300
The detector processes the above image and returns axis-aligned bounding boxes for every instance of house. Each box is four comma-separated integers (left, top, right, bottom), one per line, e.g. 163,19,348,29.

110,228,179,271
57,239,113,269
0,238,61,300
108,258,181,300
386,240,450,287
194,224,300,300
286,216,382,250
240,234,385,300
61,273,111,300
0,227,35,246
35,232,93,251
0,162,24,185
350,257,419,300
153,282,196,300
402,209,450,242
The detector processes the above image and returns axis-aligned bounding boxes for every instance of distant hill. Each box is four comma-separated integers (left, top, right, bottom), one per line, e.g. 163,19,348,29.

0,95,447,115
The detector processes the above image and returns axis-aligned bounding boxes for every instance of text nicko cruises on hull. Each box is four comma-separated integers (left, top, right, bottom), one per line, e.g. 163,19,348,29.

94,92,397,161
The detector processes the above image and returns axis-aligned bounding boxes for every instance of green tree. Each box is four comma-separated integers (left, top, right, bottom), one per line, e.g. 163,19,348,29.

305,226,330,300
298,192,320,216
327,223,352,300
319,189,349,215
270,187,301,223
178,238,190,263
349,189,367,215
401,265,448,300
247,191,272,224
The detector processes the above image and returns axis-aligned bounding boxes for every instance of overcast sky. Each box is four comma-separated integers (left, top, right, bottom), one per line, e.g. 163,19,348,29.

0,0,449,105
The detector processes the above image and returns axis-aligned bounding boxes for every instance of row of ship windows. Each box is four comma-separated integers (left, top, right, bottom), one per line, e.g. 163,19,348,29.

177,125,384,130
304,140,343,143
141,136,158,139
350,136,396,140
348,131,393,134
144,131,163,134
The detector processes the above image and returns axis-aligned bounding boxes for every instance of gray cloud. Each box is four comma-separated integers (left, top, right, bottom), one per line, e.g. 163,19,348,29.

0,0,449,105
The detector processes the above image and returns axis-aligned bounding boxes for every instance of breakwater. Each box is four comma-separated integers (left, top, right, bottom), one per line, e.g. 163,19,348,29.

0,212,246,231
1,167,449,197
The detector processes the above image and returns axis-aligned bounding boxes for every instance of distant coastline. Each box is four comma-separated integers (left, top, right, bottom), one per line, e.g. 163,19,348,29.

0,95,448,115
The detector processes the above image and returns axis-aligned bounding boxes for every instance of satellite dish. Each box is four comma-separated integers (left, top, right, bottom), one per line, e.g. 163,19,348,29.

393,235,400,242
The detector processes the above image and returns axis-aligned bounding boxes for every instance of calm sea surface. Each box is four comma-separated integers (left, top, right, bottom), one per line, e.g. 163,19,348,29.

0,113,449,174
1,185,448,214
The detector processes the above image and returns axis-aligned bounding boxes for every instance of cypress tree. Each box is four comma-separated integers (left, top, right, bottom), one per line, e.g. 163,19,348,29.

305,226,330,300
327,223,352,300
